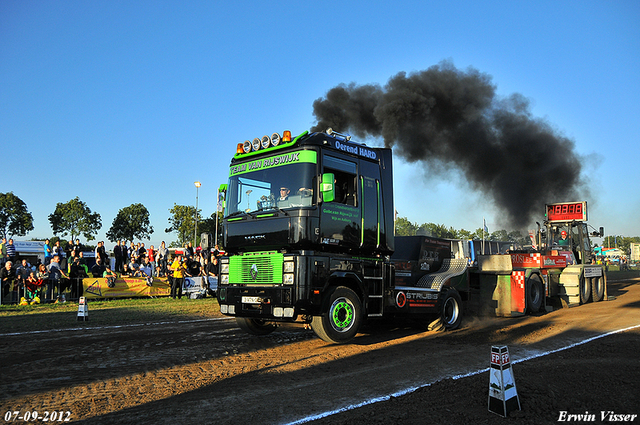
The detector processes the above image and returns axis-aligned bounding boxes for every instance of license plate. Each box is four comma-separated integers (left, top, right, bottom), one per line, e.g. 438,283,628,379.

242,296,261,304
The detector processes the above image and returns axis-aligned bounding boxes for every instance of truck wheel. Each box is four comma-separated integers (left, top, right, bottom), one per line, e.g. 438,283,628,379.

236,317,277,335
579,275,591,304
591,276,605,302
440,288,462,330
311,286,362,344
526,274,544,313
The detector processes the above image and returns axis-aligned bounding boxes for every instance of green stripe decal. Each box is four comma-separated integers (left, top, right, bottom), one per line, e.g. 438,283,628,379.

230,150,317,177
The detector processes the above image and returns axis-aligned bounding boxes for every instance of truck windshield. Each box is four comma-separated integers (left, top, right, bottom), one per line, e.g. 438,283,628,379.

226,161,316,215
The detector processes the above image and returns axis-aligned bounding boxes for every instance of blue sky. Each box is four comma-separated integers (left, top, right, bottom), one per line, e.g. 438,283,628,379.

1,0,638,248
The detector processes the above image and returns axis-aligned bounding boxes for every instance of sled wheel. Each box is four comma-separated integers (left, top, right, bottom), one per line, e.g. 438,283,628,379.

236,317,277,335
591,275,605,302
579,275,592,304
526,274,544,313
440,288,463,330
311,286,362,344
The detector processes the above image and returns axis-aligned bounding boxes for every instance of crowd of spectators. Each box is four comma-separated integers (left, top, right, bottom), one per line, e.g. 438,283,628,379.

1,237,220,305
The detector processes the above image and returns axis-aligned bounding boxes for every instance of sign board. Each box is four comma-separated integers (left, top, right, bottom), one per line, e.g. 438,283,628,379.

488,346,521,417
546,201,587,223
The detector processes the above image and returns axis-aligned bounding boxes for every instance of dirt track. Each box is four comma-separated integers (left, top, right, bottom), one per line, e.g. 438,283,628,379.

1,278,639,424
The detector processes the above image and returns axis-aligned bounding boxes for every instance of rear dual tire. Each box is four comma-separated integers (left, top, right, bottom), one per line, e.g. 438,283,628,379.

440,288,463,330
590,276,605,302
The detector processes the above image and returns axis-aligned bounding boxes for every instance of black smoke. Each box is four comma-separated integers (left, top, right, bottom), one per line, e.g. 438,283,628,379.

311,61,586,229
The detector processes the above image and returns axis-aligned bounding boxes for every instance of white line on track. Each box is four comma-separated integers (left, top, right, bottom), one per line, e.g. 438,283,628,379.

284,323,640,425
0,317,234,338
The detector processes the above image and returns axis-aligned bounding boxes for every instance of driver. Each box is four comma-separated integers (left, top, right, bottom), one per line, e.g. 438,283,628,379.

277,187,291,207
558,230,570,247
278,187,290,201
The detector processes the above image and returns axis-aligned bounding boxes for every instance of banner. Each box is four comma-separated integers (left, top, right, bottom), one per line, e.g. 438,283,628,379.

81,276,218,299
82,277,172,299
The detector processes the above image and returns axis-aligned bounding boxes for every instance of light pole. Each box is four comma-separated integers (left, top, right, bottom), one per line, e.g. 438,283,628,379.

194,181,201,247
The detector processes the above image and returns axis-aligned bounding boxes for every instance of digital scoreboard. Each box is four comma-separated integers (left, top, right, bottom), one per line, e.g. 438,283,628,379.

546,201,587,223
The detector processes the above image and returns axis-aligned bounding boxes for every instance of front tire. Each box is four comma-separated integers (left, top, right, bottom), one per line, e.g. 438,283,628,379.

440,288,463,330
311,286,362,344
526,274,544,313
236,317,277,335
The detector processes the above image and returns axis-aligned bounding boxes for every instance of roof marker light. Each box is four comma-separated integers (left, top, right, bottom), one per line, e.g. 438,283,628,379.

283,130,291,142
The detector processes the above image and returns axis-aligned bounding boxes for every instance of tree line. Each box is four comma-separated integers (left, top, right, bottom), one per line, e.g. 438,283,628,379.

2,191,638,253
395,216,640,255
394,216,530,246
0,192,219,248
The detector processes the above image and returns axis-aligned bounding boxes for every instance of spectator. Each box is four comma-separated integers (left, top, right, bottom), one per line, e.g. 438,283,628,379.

1,261,16,302
128,256,139,273
0,237,6,267
36,263,49,282
47,255,69,303
73,239,83,258
64,240,74,264
139,257,152,277
43,239,52,265
52,241,64,264
16,258,32,300
25,271,44,304
186,242,194,258
103,264,118,288
91,259,106,278
121,240,129,268
122,263,133,277
70,256,88,278
147,245,156,276
114,240,124,273
170,255,190,299
138,243,147,263
139,258,153,286
128,242,136,263
187,255,201,277
96,241,108,267
206,255,219,276
157,241,168,276
6,239,17,264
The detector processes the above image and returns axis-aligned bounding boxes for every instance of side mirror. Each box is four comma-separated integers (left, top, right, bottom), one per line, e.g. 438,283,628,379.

321,173,335,202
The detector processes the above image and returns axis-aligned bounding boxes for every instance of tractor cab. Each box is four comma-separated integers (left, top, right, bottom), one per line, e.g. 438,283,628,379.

542,202,604,265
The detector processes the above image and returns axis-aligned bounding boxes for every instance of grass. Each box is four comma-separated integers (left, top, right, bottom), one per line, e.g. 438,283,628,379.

0,296,221,334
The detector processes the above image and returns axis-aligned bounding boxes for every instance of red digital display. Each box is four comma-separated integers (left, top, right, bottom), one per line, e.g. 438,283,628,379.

546,202,587,223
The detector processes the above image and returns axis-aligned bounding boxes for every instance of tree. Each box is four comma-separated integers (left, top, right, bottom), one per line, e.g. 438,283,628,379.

48,197,102,241
395,216,418,236
0,192,34,239
165,204,201,246
418,223,458,239
106,203,154,243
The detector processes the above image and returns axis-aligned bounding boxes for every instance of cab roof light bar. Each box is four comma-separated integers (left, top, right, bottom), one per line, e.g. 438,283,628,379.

234,130,308,157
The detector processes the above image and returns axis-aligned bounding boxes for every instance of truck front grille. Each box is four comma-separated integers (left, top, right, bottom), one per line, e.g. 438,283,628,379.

229,252,283,285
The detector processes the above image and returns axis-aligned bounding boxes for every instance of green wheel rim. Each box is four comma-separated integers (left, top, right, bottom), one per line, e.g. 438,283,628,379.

330,298,355,332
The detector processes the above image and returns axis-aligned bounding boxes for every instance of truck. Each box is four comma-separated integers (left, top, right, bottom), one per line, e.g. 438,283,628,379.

216,129,607,343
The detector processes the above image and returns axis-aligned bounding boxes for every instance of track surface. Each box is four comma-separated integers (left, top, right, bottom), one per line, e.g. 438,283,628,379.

1,278,639,424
